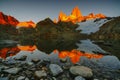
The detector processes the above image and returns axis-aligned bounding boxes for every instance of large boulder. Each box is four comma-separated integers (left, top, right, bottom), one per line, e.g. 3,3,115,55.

49,64,63,76
3,67,21,74
74,76,86,80
70,66,93,78
34,70,47,78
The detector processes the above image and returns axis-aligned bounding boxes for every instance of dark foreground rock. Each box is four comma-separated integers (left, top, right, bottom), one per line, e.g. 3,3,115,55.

3,67,22,74
0,55,120,80
74,76,86,80
49,64,63,76
34,70,47,79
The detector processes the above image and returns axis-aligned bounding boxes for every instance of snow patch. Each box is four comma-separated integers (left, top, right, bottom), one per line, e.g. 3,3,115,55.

76,19,110,35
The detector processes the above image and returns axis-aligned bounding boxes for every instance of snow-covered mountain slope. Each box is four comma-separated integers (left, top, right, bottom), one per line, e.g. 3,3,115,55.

76,18,111,35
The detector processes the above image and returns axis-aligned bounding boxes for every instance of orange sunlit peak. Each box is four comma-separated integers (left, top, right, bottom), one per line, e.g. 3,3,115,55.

17,21,36,28
71,6,82,17
54,6,106,24
58,11,68,22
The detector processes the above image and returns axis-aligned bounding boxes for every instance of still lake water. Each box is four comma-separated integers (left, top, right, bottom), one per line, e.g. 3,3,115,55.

0,39,120,70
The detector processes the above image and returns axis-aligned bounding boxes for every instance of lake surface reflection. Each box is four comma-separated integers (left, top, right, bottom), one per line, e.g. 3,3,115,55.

0,39,120,68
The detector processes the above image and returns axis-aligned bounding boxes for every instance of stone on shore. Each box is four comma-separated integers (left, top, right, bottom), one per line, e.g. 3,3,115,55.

3,67,21,74
70,66,93,78
49,64,63,76
34,70,47,78
74,76,86,80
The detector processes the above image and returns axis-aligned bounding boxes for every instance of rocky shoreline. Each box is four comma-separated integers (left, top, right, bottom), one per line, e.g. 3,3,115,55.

0,55,120,80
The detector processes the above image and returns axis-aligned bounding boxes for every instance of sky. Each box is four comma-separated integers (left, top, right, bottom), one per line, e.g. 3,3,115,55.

0,0,120,23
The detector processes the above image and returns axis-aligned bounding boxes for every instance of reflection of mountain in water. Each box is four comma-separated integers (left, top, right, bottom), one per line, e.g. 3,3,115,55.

36,39,79,53
0,46,20,59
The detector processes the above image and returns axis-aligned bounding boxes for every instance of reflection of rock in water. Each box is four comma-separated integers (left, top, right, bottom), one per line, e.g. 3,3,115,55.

93,39,120,59
0,46,20,59
36,39,79,53
25,18,82,53
0,40,18,49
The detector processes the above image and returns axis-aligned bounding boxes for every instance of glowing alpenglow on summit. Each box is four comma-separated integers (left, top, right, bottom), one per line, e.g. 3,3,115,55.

0,12,19,26
17,21,36,28
54,6,106,23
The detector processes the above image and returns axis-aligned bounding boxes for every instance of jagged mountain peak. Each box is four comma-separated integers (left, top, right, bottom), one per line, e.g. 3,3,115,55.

54,6,106,24
0,11,19,26
71,6,82,17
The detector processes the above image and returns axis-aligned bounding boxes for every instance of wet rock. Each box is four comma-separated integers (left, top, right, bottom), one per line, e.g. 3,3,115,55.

74,76,86,80
70,66,93,78
49,64,63,76
93,79,99,80
3,67,21,74
15,55,27,61
4,58,16,65
25,78,29,80
32,58,40,63
61,77,69,80
62,65,70,70
17,76,29,80
17,76,25,80
34,70,47,78
0,65,8,72
62,63,72,70
60,58,67,63
43,58,51,64
0,58,3,62
25,70,33,78
26,62,33,66
52,77,57,80
0,77,8,80
42,67,48,71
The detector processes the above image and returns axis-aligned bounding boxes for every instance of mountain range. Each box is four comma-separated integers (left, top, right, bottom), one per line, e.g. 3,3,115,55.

0,6,119,40
54,6,106,23
0,12,36,28
0,6,106,27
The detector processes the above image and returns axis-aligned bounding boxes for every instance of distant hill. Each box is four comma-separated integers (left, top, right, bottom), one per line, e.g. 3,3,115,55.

36,18,81,40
